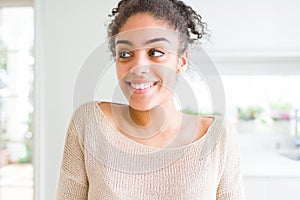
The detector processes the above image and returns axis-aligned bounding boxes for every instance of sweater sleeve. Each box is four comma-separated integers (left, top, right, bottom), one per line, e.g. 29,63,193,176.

216,123,245,200
56,116,88,200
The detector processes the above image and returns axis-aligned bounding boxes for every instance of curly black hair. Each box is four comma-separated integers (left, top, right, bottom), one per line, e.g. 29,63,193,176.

107,0,208,56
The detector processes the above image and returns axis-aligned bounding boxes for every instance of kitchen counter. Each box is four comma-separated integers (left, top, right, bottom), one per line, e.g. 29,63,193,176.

239,133,300,177
241,150,300,177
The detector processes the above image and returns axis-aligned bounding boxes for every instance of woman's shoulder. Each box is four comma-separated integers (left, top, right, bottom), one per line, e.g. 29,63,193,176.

71,101,98,116
202,115,234,134
69,101,108,126
199,115,215,131
72,100,115,115
197,115,237,146
212,116,239,147
71,101,124,124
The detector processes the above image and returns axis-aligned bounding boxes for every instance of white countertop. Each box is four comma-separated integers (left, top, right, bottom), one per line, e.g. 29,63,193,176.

241,150,300,177
239,134,300,178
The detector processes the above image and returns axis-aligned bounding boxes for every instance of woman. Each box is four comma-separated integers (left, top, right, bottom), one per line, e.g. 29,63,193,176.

56,0,245,199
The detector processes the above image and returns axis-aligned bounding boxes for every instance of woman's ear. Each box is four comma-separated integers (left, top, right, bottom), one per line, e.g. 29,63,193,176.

177,51,188,74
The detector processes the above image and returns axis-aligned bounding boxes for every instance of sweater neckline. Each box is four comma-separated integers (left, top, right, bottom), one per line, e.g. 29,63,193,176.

93,101,219,151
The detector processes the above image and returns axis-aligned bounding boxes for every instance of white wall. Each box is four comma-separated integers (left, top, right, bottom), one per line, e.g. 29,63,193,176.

35,0,300,199
34,0,118,199
187,0,300,52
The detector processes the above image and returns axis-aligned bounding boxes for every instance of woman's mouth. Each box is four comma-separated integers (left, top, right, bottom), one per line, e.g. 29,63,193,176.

126,81,159,94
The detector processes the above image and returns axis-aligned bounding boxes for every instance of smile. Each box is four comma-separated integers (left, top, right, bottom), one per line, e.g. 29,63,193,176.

126,81,159,93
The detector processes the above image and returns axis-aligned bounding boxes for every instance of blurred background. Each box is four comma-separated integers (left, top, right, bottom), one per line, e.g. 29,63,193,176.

0,1,34,199
0,0,300,199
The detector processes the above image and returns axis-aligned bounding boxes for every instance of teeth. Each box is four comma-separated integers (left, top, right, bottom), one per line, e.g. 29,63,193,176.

130,82,154,90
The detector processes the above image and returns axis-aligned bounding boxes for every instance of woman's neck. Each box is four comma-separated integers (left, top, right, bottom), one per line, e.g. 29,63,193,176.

128,107,152,127
128,101,182,135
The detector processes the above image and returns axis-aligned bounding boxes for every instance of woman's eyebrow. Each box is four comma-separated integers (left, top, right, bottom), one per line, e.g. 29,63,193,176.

144,37,171,45
115,37,171,46
115,40,133,46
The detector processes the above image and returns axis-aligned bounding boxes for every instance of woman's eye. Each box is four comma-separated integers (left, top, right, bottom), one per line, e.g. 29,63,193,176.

149,50,164,57
118,51,132,59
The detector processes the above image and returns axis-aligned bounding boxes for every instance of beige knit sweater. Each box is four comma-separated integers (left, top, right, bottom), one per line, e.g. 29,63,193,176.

56,101,245,200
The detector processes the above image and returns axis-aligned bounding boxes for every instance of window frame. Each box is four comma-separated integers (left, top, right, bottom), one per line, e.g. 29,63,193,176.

207,50,300,76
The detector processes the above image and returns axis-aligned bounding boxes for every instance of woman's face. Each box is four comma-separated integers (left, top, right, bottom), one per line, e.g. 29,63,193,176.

115,13,187,111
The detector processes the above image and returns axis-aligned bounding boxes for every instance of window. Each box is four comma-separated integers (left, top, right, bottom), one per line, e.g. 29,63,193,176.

0,6,34,200
182,51,300,136
222,75,300,135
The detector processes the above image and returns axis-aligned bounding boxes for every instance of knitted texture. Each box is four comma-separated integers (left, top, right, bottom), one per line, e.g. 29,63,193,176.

56,101,245,200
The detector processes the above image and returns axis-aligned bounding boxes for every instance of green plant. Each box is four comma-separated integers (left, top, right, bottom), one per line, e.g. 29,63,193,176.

270,100,293,121
18,131,33,163
0,39,8,71
237,105,264,121
181,108,222,116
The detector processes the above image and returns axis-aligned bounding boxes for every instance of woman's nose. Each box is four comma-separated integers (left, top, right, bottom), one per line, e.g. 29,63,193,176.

130,51,150,76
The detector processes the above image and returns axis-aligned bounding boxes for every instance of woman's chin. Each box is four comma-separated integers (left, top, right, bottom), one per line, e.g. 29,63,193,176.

128,102,154,111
